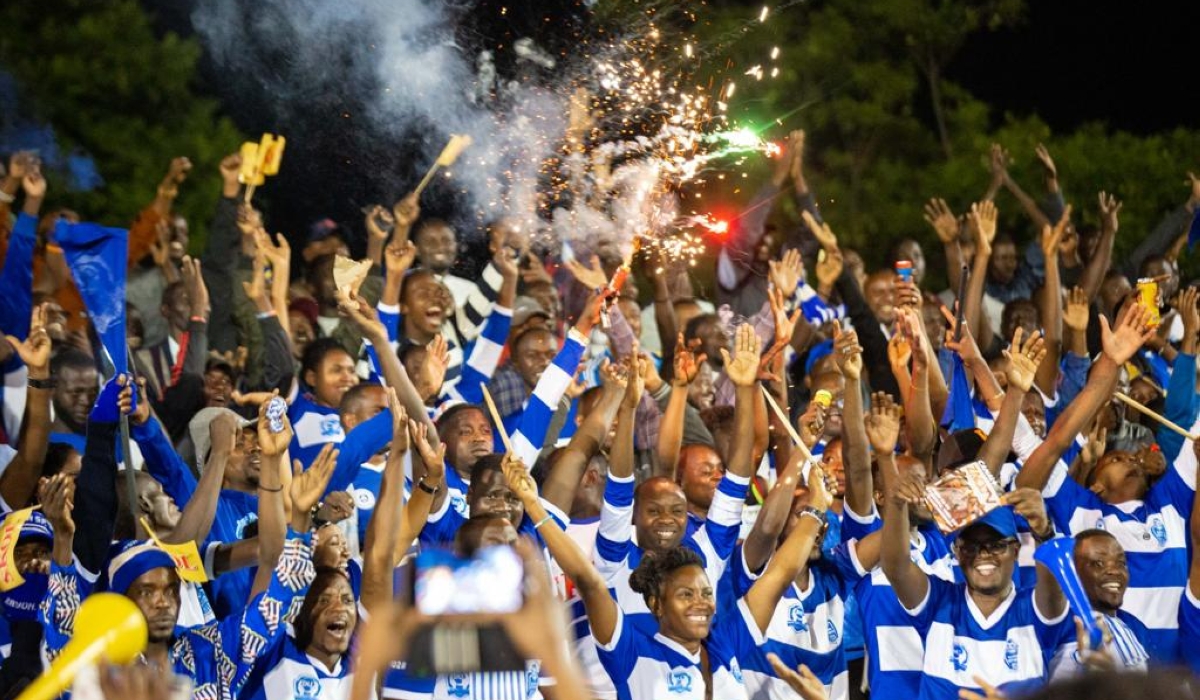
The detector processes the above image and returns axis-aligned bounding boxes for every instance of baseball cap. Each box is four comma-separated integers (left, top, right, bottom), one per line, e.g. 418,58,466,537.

189,407,255,472
948,505,1018,544
512,296,551,327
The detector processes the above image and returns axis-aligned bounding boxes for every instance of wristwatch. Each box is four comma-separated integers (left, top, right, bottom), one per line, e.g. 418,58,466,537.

416,476,440,495
797,505,826,525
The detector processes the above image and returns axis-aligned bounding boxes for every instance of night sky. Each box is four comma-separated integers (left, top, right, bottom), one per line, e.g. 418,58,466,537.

143,0,1199,249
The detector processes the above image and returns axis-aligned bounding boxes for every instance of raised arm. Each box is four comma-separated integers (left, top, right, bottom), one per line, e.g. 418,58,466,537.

898,308,936,462
541,360,625,512
1016,303,1155,491
965,201,997,351
250,401,293,598
395,420,441,564
833,326,871,515
1,304,53,509
1190,445,1200,599
362,390,408,613
879,452,929,610
1079,193,1121,301
723,323,762,481
503,456,618,644
978,329,1046,479
925,198,967,295
658,334,706,478
163,411,235,545
743,464,830,633
742,448,805,575
1002,488,1064,617
1035,209,1070,397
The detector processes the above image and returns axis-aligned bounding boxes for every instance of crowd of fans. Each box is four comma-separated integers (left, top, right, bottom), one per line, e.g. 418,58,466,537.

1,124,1200,700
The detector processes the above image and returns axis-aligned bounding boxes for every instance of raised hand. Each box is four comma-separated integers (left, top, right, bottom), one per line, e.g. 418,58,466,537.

384,239,417,278
987,143,1010,183
1098,191,1122,234
969,201,998,258
814,248,844,292
336,288,387,343
291,444,340,522
119,376,151,426
1072,616,1117,673
409,419,446,484
720,323,762,388
256,392,293,457
392,192,420,233
1173,286,1200,342
768,247,805,295
831,324,863,380
365,205,395,242
1034,143,1057,181
492,241,521,280
1062,287,1090,333
416,334,449,401
864,392,902,454
767,287,803,352
940,304,982,364
21,167,46,200
806,463,834,513
242,249,269,303
5,304,52,377
622,351,647,411
599,357,630,396
564,255,608,291
1041,204,1073,257
386,387,410,453
1001,488,1052,539
766,654,827,700
39,474,76,537
801,210,838,252
1100,302,1156,365
1003,327,1046,393
924,198,959,245
672,333,707,387
219,153,242,193
180,256,210,320
796,401,826,450
889,468,926,509
521,252,555,287
501,453,539,508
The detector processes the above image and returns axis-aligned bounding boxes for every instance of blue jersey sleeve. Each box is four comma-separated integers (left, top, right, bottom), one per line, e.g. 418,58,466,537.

840,504,881,543
131,417,199,506
418,501,469,547
0,213,37,337
325,408,393,495
594,474,635,571
510,329,586,467
1159,353,1198,462
38,560,91,661
441,305,512,406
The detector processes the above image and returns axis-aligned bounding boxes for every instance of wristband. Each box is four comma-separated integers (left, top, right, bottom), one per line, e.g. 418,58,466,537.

27,377,57,390
258,485,283,493
533,515,554,530
797,506,826,526
415,476,440,496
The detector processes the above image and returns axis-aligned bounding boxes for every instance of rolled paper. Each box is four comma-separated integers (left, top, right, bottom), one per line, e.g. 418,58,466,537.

1033,537,1103,649
238,141,262,185
333,255,373,297
259,133,286,176
435,134,473,167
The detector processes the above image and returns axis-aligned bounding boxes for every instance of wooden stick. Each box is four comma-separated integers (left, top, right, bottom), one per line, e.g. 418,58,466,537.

412,163,440,198
760,384,814,462
243,183,257,204
481,385,515,454
1113,392,1199,441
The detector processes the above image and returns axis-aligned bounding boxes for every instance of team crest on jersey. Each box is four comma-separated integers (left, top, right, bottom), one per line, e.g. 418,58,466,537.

951,642,969,672
1004,639,1019,670
353,488,376,510
730,658,744,683
1150,517,1168,546
447,674,470,698
318,415,340,437
294,676,321,700
826,619,839,643
451,494,469,516
527,664,539,696
787,604,809,631
667,669,694,694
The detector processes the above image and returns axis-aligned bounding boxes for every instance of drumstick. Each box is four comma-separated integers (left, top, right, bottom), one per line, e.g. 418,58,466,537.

760,385,814,462
481,385,515,455
1113,391,1198,441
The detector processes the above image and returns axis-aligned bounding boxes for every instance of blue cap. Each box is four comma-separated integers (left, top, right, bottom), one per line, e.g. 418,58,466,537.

107,540,176,595
5,510,53,544
948,506,1018,543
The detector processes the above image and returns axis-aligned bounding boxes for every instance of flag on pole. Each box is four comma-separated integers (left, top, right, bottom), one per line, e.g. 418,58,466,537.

53,220,130,377
941,353,976,432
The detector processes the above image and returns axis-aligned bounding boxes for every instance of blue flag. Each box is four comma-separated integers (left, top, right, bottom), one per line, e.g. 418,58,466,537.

1189,208,1200,250
941,352,975,432
53,220,129,376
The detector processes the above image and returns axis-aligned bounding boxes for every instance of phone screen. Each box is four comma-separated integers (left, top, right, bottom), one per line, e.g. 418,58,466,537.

413,546,524,616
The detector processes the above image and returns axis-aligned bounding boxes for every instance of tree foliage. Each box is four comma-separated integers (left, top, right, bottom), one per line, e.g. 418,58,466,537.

691,0,1200,288
0,0,242,249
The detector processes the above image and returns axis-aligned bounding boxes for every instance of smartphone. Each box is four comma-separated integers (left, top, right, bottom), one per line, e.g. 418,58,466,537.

412,546,524,615
403,546,527,676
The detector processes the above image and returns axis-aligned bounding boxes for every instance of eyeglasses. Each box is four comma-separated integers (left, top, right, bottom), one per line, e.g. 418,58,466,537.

956,538,1018,558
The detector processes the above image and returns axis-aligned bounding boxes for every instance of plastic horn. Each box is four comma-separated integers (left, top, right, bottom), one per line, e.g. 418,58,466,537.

1033,537,1103,649
1113,392,1198,441
16,593,147,700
